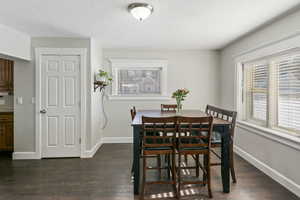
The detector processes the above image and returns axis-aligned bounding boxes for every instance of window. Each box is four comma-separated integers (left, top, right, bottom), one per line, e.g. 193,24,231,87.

109,59,168,99
118,69,161,95
242,51,300,135
277,54,300,132
245,62,268,122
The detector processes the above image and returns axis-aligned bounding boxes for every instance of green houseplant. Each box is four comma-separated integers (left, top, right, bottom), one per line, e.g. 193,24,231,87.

172,88,190,112
97,69,113,85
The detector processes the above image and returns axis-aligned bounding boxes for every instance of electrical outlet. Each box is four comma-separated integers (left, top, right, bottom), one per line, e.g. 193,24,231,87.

17,97,23,105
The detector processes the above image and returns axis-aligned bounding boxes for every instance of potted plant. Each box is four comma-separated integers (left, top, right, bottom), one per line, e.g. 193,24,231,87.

172,88,190,112
94,69,113,92
97,70,113,85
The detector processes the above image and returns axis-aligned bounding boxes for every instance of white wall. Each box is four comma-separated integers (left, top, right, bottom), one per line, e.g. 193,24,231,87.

220,9,300,196
0,24,31,60
89,38,104,150
102,49,220,140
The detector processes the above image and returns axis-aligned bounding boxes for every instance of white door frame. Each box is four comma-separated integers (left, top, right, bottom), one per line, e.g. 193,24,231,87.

35,48,87,159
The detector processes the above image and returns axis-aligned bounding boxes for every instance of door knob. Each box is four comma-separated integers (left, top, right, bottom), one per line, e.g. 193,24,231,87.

40,109,47,114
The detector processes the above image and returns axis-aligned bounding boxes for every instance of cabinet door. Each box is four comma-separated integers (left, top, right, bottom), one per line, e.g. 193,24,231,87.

0,58,14,92
4,122,13,151
0,123,6,150
0,122,13,151
8,60,13,92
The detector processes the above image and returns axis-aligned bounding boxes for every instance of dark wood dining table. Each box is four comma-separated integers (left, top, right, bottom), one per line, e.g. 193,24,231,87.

131,110,232,194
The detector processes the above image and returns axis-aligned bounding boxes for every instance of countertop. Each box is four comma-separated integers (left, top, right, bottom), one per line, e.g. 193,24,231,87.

0,112,13,114
0,108,14,114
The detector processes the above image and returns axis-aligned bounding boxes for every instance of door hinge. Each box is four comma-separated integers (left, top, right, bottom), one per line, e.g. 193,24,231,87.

79,138,81,144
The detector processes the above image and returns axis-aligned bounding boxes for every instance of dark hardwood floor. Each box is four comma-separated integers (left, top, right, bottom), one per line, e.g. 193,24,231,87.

0,144,298,200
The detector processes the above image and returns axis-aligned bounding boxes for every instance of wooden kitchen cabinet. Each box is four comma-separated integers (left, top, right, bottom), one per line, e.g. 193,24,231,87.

0,58,14,93
0,113,13,151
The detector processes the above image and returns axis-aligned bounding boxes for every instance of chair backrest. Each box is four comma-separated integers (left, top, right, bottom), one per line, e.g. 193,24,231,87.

177,116,214,150
205,105,237,138
130,106,136,121
142,116,177,148
161,104,177,112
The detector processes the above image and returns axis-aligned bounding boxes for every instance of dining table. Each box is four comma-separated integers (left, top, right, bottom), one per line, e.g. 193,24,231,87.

131,109,232,194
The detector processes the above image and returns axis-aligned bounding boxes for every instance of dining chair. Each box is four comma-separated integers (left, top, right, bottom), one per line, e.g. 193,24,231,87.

161,104,177,112
161,104,188,164
205,104,237,183
131,106,165,179
176,116,214,199
140,116,178,200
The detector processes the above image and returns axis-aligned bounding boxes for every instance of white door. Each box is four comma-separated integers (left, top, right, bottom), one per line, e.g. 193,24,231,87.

41,55,81,158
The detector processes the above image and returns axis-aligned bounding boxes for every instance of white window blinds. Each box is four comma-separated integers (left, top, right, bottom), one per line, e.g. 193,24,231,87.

276,54,300,132
245,63,268,122
252,64,268,121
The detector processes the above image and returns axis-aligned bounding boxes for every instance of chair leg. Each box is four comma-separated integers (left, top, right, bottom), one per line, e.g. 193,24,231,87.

157,155,161,178
171,152,178,198
167,154,171,179
203,154,208,185
206,153,213,198
230,144,237,183
196,154,199,177
140,156,146,200
178,153,181,200
131,162,134,180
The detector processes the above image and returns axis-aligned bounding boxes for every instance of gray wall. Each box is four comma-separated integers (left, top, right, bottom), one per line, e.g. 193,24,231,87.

102,49,220,139
90,38,104,149
220,9,300,192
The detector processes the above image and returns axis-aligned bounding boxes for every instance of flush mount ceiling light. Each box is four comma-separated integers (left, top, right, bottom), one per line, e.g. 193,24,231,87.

128,3,154,21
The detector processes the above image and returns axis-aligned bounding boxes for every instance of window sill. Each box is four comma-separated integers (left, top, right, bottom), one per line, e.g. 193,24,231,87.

108,95,172,101
237,120,300,151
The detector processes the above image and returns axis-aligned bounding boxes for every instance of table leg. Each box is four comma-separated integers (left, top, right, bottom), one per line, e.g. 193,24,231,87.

221,125,230,193
133,125,141,195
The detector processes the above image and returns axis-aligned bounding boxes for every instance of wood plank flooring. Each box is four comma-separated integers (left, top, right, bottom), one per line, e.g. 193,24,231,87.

0,144,298,200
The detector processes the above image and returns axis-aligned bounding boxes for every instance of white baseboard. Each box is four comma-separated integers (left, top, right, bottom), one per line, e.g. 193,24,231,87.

13,152,41,160
234,145,300,197
81,140,103,158
102,137,133,143
13,141,103,160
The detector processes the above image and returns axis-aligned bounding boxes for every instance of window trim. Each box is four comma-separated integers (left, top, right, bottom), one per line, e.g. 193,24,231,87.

235,48,300,146
108,58,169,100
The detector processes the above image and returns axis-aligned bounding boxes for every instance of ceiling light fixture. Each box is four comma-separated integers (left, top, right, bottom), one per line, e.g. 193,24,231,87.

128,3,154,21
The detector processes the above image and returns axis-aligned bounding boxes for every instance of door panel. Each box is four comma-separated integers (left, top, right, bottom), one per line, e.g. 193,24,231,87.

47,116,59,147
47,76,59,107
63,77,76,107
64,115,76,146
41,55,80,158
